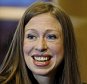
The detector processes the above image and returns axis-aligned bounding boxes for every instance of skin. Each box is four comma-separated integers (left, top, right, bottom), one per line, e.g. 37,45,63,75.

23,13,64,84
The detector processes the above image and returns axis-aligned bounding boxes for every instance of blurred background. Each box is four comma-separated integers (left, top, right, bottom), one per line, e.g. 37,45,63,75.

0,0,87,82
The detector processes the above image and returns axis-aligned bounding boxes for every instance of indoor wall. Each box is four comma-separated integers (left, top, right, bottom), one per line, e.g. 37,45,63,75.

52,0,87,82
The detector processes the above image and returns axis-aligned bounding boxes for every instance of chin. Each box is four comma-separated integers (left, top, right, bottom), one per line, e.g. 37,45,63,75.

32,66,56,76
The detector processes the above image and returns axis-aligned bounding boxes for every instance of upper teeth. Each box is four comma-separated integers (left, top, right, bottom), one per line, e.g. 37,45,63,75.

34,57,50,62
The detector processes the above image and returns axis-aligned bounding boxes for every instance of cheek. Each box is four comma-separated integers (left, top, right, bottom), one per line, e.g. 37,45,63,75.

50,43,64,67
23,40,33,54
50,43,64,56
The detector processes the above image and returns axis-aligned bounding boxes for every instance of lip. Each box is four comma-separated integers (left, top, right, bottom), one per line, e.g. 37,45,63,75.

31,54,52,67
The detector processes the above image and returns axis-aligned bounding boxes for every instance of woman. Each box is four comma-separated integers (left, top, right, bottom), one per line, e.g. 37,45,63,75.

0,1,81,84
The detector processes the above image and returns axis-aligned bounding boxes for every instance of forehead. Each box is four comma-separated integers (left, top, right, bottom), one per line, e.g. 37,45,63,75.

25,13,62,32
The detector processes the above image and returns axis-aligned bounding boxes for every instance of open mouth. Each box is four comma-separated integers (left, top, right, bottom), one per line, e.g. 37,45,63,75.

31,55,52,66
32,56,51,62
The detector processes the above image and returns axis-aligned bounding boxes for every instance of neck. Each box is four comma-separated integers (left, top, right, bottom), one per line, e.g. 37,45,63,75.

33,73,55,84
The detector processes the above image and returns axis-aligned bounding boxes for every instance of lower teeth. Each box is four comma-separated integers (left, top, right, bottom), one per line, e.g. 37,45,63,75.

35,60,48,62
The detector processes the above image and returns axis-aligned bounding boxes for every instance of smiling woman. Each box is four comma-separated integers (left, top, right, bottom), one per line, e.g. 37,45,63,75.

0,1,81,84
23,13,64,77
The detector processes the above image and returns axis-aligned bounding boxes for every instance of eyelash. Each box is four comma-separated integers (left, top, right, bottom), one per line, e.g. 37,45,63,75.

26,34,58,41
27,34,37,40
46,34,57,40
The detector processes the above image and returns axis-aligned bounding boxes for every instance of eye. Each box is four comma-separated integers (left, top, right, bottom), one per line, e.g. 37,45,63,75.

27,34,37,40
47,34,57,40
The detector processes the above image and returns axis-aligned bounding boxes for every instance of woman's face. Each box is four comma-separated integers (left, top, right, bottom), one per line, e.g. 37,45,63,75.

23,13,64,76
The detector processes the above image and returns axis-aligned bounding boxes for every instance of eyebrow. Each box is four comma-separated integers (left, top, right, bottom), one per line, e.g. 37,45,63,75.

25,29,62,38
25,28,60,32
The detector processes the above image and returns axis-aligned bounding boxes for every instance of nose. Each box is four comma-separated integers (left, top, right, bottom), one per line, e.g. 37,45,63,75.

35,38,48,52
